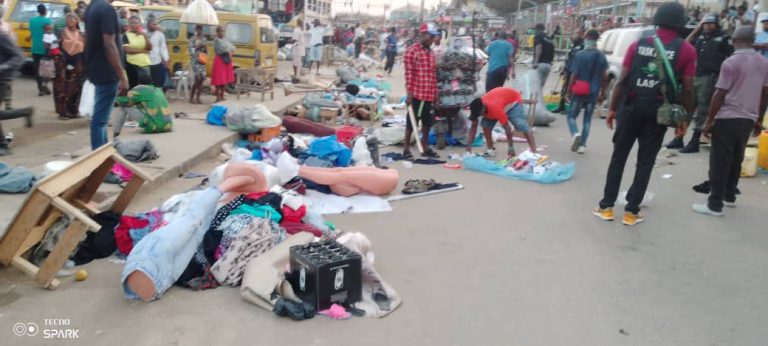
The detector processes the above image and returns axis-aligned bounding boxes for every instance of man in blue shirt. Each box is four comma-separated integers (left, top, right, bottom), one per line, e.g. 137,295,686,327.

566,29,608,154
29,4,52,96
755,18,768,58
484,33,515,92
384,27,398,75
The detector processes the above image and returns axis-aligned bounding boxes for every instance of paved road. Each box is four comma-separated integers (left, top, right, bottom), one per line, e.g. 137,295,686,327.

1,61,767,346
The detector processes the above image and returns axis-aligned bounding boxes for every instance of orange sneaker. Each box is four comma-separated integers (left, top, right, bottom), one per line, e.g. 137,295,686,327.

592,207,614,221
622,212,644,226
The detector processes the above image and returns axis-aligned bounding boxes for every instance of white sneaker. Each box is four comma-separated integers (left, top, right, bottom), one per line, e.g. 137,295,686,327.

724,201,736,208
571,133,582,152
577,146,586,154
483,148,497,157
124,121,139,128
692,203,724,217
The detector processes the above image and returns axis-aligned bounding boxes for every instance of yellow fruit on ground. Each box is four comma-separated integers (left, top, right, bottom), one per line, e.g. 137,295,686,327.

75,270,88,281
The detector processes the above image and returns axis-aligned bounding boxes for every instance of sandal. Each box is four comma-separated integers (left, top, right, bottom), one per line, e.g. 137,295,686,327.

421,149,440,159
402,151,414,160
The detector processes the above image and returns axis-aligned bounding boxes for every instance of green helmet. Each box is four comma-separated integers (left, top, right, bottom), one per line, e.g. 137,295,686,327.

653,2,687,28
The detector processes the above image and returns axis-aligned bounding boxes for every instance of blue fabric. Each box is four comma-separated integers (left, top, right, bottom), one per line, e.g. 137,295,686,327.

91,81,119,150
206,105,228,126
570,49,608,102
308,135,352,167
757,32,768,59
486,40,514,72
0,162,37,193
428,131,484,147
480,104,529,133
121,187,222,300
567,97,595,146
463,156,576,184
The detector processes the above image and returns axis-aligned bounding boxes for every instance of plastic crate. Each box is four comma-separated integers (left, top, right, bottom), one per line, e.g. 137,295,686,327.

290,240,362,310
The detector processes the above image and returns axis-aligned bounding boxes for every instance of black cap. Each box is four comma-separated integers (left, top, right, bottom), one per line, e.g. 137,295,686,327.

653,2,687,28
585,29,600,40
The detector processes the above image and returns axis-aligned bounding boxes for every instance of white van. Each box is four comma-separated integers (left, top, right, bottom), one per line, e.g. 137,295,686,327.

597,25,656,95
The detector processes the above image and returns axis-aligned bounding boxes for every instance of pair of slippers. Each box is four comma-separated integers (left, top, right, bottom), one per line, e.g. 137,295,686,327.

402,179,460,195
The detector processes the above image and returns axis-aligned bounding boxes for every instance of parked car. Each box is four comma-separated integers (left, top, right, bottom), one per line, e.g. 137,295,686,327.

157,11,278,76
596,25,655,103
276,23,293,48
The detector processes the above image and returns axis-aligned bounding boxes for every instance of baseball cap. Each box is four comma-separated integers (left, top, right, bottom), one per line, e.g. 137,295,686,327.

701,13,718,24
419,23,440,36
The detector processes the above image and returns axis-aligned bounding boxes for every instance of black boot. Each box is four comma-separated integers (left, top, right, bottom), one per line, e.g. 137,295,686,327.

552,99,566,114
665,136,684,149
680,131,701,153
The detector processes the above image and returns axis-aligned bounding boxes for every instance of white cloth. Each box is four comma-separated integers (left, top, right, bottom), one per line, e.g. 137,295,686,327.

291,27,306,56
43,33,59,49
309,26,324,46
148,31,169,65
303,190,392,215
355,27,365,40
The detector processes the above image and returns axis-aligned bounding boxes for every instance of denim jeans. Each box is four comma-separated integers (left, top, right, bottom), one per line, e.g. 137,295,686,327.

91,81,119,150
567,96,595,146
121,187,222,300
536,63,552,90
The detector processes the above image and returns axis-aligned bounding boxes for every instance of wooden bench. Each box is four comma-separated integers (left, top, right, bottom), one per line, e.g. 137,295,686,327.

234,68,275,101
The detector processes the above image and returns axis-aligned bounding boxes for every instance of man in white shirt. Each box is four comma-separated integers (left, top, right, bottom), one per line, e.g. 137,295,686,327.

291,19,306,76
147,18,169,89
308,19,325,75
354,23,365,58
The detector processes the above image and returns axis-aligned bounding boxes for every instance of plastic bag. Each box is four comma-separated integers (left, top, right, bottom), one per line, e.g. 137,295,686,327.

463,156,575,184
225,104,281,133
511,71,557,126
308,135,352,167
206,105,227,126
351,137,372,166
78,80,95,119
181,0,219,25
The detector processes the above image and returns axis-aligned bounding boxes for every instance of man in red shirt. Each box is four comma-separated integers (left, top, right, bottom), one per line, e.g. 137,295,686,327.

403,23,440,159
593,2,697,226
466,87,536,158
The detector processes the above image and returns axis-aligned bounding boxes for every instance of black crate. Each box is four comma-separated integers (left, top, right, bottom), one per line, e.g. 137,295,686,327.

289,240,362,310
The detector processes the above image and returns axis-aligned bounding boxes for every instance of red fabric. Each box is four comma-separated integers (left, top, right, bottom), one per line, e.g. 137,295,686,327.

281,205,306,223
246,192,268,200
622,27,697,77
336,125,363,147
481,87,522,125
281,222,323,237
211,54,235,86
114,215,149,255
404,43,438,102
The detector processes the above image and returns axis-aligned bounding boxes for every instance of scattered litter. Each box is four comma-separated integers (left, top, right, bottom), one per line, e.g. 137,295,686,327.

444,163,462,169
180,172,207,179
68,131,77,135
401,161,413,168
388,183,464,202
618,191,654,207
619,329,629,336
661,174,673,179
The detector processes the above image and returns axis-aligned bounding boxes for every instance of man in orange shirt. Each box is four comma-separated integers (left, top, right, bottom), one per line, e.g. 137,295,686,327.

466,87,536,158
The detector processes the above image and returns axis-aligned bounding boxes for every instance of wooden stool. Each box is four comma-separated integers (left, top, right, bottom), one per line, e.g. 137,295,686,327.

0,144,153,289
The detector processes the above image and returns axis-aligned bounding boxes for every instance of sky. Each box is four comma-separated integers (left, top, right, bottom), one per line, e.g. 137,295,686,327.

331,0,448,16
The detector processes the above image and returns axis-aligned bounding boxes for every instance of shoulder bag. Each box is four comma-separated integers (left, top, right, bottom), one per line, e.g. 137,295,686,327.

570,51,596,97
653,36,687,127
38,58,56,79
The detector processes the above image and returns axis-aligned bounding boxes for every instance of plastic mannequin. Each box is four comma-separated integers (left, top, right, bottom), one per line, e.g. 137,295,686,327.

298,166,399,196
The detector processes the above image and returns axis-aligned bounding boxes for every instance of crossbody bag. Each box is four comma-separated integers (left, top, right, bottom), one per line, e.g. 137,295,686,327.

653,36,687,127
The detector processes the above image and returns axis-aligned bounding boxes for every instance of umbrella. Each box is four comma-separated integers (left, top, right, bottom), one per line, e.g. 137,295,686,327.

181,0,219,26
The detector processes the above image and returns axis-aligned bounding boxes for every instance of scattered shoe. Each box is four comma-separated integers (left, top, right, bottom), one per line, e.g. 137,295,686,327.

577,146,586,154
622,212,644,226
692,203,724,217
665,136,684,149
571,133,582,152
592,207,614,221
679,140,700,153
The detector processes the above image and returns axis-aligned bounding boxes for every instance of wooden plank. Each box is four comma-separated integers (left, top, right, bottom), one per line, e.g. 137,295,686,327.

34,220,89,288
110,153,155,182
50,197,100,231
74,199,101,215
0,191,51,265
15,209,62,257
11,256,60,289
110,176,145,214
37,145,116,197
76,157,115,203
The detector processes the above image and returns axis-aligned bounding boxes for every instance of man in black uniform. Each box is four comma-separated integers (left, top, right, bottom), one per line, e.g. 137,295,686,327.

593,2,696,226
533,23,555,91
666,13,733,153
553,30,584,114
